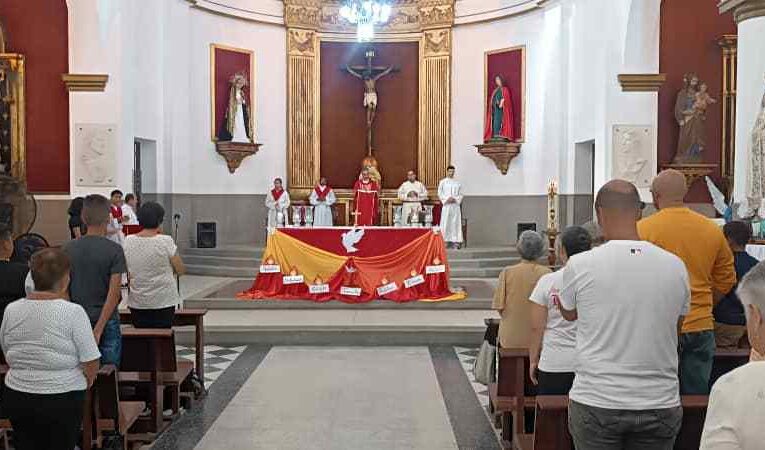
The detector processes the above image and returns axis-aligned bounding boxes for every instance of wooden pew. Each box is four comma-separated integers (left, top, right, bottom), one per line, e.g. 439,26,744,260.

87,365,145,450
118,327,194,437
515,395,709,450
489,347,535,449
119,308,208,390
710,348,750,388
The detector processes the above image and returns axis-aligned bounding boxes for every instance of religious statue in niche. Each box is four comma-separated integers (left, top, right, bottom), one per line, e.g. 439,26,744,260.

672,72,716,164
475,46,526,175
344,48,397,156
218,73,253,143
210,44,260,174
484,75,514,142
744,79,765,216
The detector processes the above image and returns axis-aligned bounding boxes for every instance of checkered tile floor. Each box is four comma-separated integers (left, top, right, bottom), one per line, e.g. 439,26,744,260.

454,346,490,410
175,345,247,385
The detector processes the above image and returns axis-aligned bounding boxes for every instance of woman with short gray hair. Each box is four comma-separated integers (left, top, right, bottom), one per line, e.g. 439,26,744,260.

700,261,765,449
492,231,551,348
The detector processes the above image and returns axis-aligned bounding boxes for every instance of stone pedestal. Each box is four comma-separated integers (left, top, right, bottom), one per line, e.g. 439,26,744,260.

215,141,261,174
474,141,522,175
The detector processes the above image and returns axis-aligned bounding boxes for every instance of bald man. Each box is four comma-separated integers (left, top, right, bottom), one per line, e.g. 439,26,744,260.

638,169,736,395
559,180,690,449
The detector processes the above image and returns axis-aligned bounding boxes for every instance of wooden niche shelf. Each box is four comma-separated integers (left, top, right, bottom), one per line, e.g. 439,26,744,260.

474,141,522,175
215,141,262,174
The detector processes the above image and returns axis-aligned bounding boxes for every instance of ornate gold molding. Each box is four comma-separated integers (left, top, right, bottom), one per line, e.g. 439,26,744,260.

1,53,25,182
285,0,321,29
423,29,450,56
719,34,738,196
419,1,455,30
61,74,109,92
719,0,765,23
617,74,666,92
661,163,718,189
288,29,317,55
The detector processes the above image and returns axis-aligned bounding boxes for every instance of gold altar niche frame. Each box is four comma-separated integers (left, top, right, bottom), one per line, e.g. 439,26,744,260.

0,53,26,182
209,43,256,143
284,0,455,202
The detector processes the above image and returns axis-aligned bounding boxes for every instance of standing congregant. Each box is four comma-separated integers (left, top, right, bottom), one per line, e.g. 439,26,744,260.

265,178,290,228
310,177,336,227
639,169,736,394
438,166,463,248
397,170,428,225
559,180,690,448
352,168,379,226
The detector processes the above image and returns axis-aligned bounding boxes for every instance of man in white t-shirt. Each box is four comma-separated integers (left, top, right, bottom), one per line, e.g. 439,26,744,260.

700,260,765,449
528,225,592,395
558,180,690,449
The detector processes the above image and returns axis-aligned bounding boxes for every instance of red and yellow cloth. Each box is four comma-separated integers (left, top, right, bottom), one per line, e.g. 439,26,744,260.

237,227,466,303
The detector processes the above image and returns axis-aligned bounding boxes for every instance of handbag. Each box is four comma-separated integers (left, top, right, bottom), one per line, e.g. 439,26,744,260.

473,339,496,386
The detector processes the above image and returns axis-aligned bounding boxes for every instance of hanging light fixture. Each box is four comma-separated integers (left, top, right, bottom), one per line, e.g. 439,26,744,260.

339,1,393,42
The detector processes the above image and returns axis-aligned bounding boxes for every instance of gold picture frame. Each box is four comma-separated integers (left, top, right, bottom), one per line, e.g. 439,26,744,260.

209,43,255,142
484,45,526,143
0,53,26,181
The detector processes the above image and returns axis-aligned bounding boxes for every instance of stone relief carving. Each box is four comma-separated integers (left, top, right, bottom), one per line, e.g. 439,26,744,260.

419,4,454,29
612,125,653,188
423,29,450,55
75,124,117,187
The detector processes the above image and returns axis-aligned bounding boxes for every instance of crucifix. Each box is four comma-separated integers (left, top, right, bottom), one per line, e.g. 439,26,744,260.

344,48,398,155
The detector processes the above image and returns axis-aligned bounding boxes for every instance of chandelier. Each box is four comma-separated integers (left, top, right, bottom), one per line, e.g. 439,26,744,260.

339,1,393,42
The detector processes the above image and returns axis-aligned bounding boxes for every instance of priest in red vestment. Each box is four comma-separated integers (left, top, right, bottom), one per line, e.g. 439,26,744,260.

352,168,379,226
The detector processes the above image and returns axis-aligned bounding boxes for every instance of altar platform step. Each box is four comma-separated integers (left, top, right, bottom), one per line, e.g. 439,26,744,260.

181,246,518,279
182,279,497,311
174,309,498,346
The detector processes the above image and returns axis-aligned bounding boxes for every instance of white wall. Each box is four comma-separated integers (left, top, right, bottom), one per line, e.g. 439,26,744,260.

67,0,659,198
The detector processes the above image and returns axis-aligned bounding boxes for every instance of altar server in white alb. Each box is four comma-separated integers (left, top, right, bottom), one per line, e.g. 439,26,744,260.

309,177,336,227
438,165,463,249
397,170,428,225
266,178,291,227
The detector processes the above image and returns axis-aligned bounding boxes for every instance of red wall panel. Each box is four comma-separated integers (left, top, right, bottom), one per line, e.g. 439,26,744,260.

658,0,735,202
0,0,69,193
320,42,419,190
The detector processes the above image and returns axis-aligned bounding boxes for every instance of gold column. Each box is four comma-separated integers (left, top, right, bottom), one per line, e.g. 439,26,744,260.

719,35,737,196
419,2,454,189
286,1,321,195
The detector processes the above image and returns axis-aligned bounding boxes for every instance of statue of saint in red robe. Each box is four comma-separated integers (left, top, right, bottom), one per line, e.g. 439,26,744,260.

352,170,379,226
483,75,515,142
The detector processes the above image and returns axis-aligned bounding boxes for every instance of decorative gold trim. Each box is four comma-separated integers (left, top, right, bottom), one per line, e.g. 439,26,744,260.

61,74,108,92
1,53,26,182
209,44,256,142
617,73,667,92
719,0,765,23
484,45,527,143
718,35,738,197
661,163,718,189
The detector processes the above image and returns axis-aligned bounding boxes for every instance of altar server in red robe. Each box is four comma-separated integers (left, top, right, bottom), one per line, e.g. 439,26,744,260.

309,177,336,227
265,178,290,227
107,189,125,245
353,169,379,226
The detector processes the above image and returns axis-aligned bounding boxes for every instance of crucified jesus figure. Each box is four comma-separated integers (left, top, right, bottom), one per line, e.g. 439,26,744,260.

344,48,397,155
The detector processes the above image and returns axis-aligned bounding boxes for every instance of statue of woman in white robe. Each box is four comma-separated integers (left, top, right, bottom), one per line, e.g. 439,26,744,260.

309,178,336,227
745,88,765,216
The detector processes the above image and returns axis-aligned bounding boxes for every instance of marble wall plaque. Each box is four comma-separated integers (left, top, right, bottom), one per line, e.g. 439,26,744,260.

74,124,117,187
612,125,654,188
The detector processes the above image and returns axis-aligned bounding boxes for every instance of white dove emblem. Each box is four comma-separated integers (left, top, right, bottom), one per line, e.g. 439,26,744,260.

341,228,365,253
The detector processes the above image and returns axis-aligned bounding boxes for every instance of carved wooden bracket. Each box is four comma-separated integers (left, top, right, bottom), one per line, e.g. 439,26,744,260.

474,141,522,175
61,74,109,92
617,74,666,92
215,141,261,174
661,163,718,189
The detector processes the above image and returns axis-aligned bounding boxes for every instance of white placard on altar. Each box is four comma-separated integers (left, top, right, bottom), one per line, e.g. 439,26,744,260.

260,264,281,273
309,284,330,294
404,274,425,288
340,286,362,296
426,265,446,274
377,282,398,296
283,275,304,285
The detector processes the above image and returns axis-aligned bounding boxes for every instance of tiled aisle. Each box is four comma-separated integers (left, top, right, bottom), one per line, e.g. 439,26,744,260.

175,345,247,385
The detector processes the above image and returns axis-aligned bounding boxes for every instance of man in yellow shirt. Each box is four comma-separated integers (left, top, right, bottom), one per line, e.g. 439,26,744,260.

638,169,736,394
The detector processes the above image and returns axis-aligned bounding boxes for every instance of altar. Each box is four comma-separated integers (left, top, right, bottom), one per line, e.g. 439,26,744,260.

238,227,466,303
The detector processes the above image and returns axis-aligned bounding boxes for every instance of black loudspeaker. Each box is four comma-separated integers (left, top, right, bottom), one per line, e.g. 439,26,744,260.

517,223,537,240
197,222,217,249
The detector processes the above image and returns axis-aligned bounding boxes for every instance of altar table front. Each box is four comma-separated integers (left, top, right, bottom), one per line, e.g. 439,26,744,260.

238,227,466,303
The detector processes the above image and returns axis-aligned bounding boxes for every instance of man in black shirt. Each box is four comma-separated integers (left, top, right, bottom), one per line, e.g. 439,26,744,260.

0,224,28,324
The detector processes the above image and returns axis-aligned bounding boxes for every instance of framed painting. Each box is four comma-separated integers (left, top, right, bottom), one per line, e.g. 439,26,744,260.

484,46,526,143
210,44,255,142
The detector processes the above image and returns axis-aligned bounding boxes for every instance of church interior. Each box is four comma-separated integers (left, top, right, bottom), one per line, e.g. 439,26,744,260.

1,0,765,449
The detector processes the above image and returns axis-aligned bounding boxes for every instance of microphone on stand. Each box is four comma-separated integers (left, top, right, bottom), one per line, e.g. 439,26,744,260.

173,213,182,300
